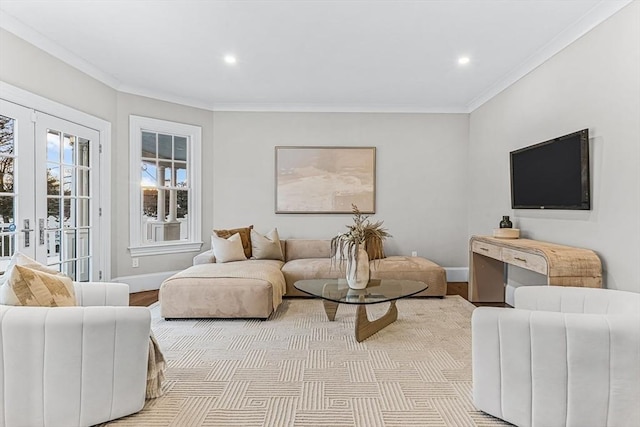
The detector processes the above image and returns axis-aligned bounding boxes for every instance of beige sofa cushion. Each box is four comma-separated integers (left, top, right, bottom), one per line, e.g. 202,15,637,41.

281,258,346,297
284,239,331,261
369,256,447,297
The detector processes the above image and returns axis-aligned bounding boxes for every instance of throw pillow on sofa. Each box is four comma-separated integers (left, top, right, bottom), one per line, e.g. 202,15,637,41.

0,253,75,307
211,233,247,263
251,228,284,261
214,225,253,258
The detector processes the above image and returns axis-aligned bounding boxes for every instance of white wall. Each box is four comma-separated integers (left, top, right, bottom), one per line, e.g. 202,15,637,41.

212,112,470,268
468,2,640,292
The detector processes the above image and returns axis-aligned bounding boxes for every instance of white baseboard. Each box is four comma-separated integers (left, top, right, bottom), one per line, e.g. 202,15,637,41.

445,267,468,283
112,271,180,293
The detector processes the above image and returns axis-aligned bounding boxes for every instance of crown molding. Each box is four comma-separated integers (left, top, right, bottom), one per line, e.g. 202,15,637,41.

207,102,469,114
466,0,634,112
0,10,122,90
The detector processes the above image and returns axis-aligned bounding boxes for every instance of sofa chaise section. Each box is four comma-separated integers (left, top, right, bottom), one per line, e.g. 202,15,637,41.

160,260,285,319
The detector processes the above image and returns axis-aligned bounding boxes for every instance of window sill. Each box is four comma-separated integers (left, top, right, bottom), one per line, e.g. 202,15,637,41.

129,241,203,257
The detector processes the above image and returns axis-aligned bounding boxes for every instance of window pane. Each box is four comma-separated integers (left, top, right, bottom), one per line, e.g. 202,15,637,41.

141,131,157,157
78,138,90,167
164,164,173,187
175,162,187,187
47,164,61,195
1,157,14,193
47,130,60,162
63,134,75,165
0,115,15,156
158,134,172,160
176,190,188,219
141,161,157,187
142,188,158,218
174,137,187,161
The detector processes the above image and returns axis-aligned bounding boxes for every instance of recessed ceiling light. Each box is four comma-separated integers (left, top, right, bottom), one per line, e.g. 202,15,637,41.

224,55,237,65
458,56,470,65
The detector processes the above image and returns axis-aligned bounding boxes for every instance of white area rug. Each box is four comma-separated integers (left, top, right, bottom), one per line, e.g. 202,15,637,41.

105,297,510,426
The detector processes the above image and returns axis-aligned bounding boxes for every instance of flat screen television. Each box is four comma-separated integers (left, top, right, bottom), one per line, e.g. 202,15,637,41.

510,129,590,210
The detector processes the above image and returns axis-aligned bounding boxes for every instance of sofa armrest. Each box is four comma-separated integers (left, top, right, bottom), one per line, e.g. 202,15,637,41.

515,285,640,314
472,307,640,427
193,249,215,265
0,305,152,427
73,281,130,307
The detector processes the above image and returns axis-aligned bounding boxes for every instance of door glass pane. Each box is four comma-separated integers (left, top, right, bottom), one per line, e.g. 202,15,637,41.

48,197,61,222
76,257,89,282
47,164,61,195
63,133,74,165
78,138,90,167
47,130,60,162
1,158,14,193
63,198,73,227
62,167,74,196
0,115,16,273
78,199,89,227
47,230,61,263
77,169,89,197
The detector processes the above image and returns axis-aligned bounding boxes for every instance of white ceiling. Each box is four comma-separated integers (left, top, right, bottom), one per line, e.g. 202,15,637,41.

0,0,632,113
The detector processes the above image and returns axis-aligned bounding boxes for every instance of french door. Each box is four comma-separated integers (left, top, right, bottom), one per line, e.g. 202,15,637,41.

0,99,100,281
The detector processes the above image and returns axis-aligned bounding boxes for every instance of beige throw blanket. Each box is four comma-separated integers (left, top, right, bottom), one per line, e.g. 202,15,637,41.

168,260,287,311
146,331,166,399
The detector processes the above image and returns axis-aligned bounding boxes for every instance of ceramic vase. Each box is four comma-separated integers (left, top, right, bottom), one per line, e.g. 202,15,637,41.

346,245,370,289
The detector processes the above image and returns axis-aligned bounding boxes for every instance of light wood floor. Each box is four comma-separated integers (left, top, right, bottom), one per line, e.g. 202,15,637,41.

129,283,509,308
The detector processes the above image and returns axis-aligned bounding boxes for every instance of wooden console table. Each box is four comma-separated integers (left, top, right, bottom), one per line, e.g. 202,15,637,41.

469,236,602,303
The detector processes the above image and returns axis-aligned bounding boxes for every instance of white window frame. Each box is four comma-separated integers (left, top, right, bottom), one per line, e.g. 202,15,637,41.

128,115,202,256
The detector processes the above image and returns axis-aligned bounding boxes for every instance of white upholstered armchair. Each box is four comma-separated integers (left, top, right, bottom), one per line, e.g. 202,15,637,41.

0,282,151,427
472,286,640,427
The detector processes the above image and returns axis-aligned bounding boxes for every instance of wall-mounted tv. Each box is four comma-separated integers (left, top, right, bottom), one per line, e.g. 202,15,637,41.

510,129,590,210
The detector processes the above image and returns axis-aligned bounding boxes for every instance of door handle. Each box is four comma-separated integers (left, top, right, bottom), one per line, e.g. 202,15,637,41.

21,219,34,248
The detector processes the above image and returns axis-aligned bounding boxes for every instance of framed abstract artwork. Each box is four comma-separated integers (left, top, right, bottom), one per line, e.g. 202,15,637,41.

275,146,376,214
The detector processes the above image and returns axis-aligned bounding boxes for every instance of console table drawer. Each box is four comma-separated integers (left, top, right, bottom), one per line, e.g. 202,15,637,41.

502,249,547,275
472,241,502,260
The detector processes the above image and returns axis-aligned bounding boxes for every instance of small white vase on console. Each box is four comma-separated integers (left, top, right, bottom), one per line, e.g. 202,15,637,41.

346,245,370,289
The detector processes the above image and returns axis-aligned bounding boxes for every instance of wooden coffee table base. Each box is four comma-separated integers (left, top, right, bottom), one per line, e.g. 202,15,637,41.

322,300,399,342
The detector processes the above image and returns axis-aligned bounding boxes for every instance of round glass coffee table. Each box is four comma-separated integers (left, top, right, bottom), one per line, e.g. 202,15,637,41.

294,278,428,342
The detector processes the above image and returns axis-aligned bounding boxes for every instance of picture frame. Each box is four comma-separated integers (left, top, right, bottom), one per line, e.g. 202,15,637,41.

275,146,376,214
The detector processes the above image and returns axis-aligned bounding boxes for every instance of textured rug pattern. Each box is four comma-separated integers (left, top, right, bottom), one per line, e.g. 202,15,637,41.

105,297,509,426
